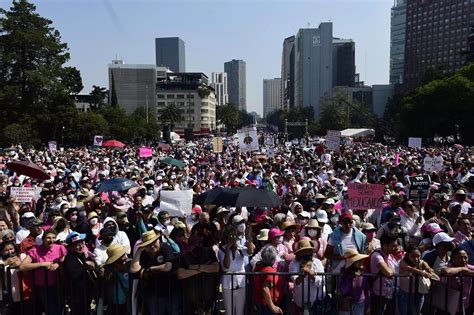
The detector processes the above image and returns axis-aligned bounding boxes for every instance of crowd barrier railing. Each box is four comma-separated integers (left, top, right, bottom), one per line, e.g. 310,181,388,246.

0,267,473,315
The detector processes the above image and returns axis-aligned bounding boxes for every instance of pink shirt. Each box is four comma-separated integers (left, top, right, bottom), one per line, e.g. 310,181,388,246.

27,244,67,286
370,250,397,298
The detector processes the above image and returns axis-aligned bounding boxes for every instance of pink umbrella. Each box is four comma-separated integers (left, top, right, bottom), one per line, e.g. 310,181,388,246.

453,144,464,150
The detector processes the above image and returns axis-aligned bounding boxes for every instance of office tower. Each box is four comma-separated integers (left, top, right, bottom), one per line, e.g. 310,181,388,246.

294,22,333,120
390,0,406,84
224,59,246,111
155,37,186,72
263,78,282,118
333,38,356,87
210,72,229,106
108,60,156,114
404,0,473,89
281,36,295,111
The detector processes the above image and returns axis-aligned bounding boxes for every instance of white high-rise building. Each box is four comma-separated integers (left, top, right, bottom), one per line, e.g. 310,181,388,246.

263,78,282,118
210,72,229,106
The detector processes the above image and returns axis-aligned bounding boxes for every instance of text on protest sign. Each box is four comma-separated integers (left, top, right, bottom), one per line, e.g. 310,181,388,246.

213,137,223,153
423,156,444,172
408,175,431,199
347,183,385,210
139,147,153,158
159,190,193,217
408,137,422,148
326,130,341,151
10,187,36,203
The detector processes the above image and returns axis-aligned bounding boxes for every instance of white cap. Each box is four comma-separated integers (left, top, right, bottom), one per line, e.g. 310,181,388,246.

433,232,454,246
395,182,404,188
21,212,35,219
323,198,335,205
299,211,311,219
315,209,329,223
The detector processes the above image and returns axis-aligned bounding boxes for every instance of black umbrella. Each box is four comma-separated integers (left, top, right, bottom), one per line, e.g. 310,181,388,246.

194,187,239,206
94,178,138,193
233,187,282,208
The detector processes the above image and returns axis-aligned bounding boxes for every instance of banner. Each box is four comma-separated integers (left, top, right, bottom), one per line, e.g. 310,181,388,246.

408,137,422,148
423,156,444,172
93,135,103,147
326,130,341,151
10,186,37,203
237,127,259,153
159,190,193,217
347,183,385,210
48,141,57,152
212,137,223,153
408,175,431,199
139,147,153,158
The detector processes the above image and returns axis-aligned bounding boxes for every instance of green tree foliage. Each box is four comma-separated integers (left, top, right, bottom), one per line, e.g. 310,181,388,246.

319,92,349,132
216,103,240,133
266,107,317,135
68,112,110,145
238,110,254,127
89,85,108,110
0,0,82,146
159,104,183,131
110,73,118,107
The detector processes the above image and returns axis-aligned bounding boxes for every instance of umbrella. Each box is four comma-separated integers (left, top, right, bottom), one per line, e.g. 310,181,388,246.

161,157,186,169
453,144,464,150
233,187,282,208
194,187,239,206
103,140,125,148
6,160,50,180
94,178,138,193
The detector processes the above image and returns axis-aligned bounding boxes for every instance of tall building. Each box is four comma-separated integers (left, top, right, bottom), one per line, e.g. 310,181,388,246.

108,60,156,114
210,72,228,106
404,0,473,89
390,0,406,85
281,36,295,111
224,59,246,111
263,78,282,118
155,37,186,72
156,72,216,136
333,38,356,87
294,22,333,120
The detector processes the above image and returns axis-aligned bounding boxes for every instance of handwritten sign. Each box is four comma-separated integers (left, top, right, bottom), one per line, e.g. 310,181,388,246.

408,137,422,148
48,141,57,152
347,183,385,210
10,186,37,203
212,137,223,153
159,190,193,217
408,175,431,199
423,156,444,172
139,147,153,158
326,130,341,151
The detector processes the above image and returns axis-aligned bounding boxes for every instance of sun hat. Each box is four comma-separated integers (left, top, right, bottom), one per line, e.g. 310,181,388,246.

138,230,160,248
315,210,329,223
105,243,127,265
323,198,335,205
298,211,311,219
113,198,129,211
231,215,245,225
268,228,284,240
281,221,296,230
344,248,369,269
21,212,35,219
28,218,43,227
87,211,99,221
455,189,466,195
361,222,377,232
433,232,454,246
256,229,269,241
216,206,230,215
422,222,443,234
65,232,86,246
116,211,127,218
315,193,326,200
305,219,321,229
294,239,316,256
174,221,186,229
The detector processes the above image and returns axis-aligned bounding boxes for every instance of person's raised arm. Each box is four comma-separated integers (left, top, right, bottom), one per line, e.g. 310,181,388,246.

129,247,143,274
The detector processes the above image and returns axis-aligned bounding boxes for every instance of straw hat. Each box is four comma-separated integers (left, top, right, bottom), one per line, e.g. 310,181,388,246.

256,229,269,241
281,221,296,230
305,219,321,229
138,230,160,248
294,239,316,256
87,211,99,221
344,248,368,269
105,243,127,265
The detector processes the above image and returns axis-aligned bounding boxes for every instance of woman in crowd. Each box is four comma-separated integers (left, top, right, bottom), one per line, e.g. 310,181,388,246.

19,229,67,315
104,243,130,314
304,219,326,261
0,241,22,314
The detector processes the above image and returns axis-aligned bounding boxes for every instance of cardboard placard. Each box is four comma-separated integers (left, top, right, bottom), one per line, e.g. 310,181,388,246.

237,127,259,153
159,143,171,152
10,186,36,203
326,130,341,151
139,147,153,158
408,175,431,199
408,137,422,148
48,141,57,152
347,183,385,210
423,156,444,172
212,137,223,153
93,135,103,147
159,190,193,217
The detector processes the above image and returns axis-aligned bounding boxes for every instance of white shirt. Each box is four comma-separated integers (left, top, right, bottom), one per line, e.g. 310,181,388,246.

289,258,325,307
218,247,247,289
400,212,424,239
328,229,357,273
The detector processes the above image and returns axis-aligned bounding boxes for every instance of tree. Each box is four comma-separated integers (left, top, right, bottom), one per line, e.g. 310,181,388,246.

0,0,82,144
68,112,110,145
89,85,108,110
158,104,183,131
319,92,349,132
216,103,240,133
110,73,118,107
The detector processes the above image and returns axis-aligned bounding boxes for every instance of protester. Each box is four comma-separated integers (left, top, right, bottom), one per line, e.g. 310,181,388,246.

104,243,130,313
338,249,369,315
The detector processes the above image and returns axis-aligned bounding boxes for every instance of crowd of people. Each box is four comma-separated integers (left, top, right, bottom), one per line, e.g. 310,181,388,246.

0,136,473,315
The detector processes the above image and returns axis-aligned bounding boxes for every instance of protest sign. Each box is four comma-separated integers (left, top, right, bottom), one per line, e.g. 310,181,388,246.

408,137,422,148
212,137,223,153
264,136,274,147
267,147,275,158
10,187,36,203
408,175,431,199
347,183,385,210
139,147,153,158
285,141,292,148
326,130,341,151
423,156,444,172
48,141,57,152
159,143,171,152
237,127,259,153
93,135,103,147
159,190,193,217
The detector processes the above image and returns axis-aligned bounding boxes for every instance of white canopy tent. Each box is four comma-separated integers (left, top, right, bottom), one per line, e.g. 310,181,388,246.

340,128,375,138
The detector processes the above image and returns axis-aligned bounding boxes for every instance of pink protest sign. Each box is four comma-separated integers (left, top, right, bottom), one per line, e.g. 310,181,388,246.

139,147,153,157
347,183,385,210
159,143,171,152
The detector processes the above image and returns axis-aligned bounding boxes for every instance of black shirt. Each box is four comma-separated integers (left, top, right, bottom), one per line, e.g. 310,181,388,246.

139,242,174,296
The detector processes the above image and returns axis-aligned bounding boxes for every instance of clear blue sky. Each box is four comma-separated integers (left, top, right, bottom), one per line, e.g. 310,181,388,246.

2,0,393,115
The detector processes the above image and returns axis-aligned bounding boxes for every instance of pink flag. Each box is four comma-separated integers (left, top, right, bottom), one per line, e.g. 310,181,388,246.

139,147,153,157
394,153,400,166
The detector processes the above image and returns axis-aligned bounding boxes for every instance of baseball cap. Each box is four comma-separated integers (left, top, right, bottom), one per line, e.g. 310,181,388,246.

65,232,86,245
433,232,454,246
21,212,35,219
339,212,353,222
298,211,311,219
323,198,335,205
424,223,444,234
232,215,245,225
